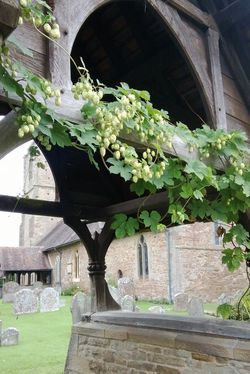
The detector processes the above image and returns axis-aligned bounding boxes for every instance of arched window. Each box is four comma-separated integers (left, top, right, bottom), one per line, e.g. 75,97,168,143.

138,235,149,279
74,251,80,280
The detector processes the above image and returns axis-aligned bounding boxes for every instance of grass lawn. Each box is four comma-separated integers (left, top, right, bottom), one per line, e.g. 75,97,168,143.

0,296,72,374
0,296,218,374
136,300,217,316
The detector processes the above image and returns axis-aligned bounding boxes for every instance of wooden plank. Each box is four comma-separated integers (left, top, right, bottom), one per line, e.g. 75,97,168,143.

226,114,250,140
222,74,244,104
0,0,20,39
165,0,217,29
220,38,250,111
207,28,227,130
10,22,46,55
224,94,250,125
11,48,47,77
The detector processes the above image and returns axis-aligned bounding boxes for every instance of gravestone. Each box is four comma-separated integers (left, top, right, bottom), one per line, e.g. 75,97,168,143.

108,286,120,305
118,277,135,301
40,288,59,312
174,293,189,312
14,289,39,315
121,295,135,312
148,305,165,314
33,287,43,299
2,281,20,303
0,320,2,345
71,292,91,323
1,328,19,346
187,297,204,318
32,281,43,289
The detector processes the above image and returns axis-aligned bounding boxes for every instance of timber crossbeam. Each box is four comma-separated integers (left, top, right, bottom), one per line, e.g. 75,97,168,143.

0,192,169,221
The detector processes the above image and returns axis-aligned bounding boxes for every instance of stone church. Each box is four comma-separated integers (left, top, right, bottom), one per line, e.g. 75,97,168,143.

15,151,246,302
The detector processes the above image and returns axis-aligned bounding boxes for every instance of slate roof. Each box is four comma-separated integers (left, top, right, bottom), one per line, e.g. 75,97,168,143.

39,220,104,252
0,246,52,271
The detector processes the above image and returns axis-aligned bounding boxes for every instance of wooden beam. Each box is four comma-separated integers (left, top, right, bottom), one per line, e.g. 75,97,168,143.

207,28,227,130
0,0,20,40
0,194,101,220
102,191,168,217
164,0,217,29
0,192,169,220
0,111,31,160
0,87,225,170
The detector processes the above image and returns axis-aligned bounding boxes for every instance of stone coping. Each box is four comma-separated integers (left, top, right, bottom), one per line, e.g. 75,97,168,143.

90,311,250,340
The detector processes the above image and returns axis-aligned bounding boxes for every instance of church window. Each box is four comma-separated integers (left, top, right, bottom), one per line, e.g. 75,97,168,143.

138,235,149,278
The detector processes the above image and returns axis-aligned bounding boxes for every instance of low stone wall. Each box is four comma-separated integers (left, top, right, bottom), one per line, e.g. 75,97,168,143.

65,312,250,374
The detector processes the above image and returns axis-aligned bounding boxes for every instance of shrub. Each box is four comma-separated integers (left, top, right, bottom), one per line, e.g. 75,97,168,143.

61,285,82,296
217,290,250,321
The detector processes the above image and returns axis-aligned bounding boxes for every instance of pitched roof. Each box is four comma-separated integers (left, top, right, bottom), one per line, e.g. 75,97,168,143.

0,246,51,271
38,220,104,252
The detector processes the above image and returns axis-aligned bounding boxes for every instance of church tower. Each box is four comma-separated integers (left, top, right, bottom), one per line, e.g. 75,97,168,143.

19,148,60,246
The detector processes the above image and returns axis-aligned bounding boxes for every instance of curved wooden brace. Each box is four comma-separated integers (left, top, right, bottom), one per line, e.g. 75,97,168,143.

49,0,215,124
0,111,31,160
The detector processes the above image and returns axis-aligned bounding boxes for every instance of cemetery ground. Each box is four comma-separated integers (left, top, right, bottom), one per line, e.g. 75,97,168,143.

0,296,217,374
0,296,72,374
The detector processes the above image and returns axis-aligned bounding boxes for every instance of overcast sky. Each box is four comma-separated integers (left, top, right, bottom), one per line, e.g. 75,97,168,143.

0,134,31,246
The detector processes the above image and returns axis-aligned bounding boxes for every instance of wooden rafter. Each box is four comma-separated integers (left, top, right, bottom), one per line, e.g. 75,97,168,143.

163,0,217,29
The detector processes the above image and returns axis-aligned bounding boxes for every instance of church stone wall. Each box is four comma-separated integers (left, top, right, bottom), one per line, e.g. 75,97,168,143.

47,222,247,303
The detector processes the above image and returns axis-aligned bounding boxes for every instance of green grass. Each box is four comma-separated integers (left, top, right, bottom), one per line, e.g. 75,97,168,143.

136,300,217,316
0,297,218,373
0,296,72,374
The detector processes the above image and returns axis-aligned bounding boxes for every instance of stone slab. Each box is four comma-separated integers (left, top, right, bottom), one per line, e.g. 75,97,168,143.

91,311,250,340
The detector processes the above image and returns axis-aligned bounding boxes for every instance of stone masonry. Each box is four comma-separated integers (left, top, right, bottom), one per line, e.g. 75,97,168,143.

20,150,247,302
64,314,250,374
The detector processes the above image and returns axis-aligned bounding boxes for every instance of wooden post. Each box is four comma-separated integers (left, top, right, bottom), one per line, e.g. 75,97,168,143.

64,217,120,312
207,28,227,130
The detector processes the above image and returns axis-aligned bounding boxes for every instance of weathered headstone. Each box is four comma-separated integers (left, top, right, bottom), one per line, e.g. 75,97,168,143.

14,289,39,315
187,298,204,318
71,292,91,323
121,295,135,312
40,288,59,312
33,287,43,299
108,286,120,305
32,281,43,289
118,277,135,300
174,293,189,312
1,328,19,346
148,305,165,314
2,281,20,303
